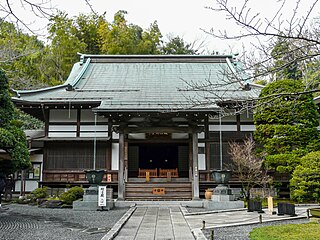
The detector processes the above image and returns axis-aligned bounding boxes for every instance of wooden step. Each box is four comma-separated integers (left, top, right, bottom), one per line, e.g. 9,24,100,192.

125,182,192,200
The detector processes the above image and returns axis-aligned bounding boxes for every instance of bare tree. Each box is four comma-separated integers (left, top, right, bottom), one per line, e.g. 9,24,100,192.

0,0,54,33
204,0,320,83
228,137,271,202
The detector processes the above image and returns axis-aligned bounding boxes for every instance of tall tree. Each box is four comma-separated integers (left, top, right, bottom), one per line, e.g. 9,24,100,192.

271,37,302,81
254,79,319,174
46,11,87,82
97,10,162,54
0,20,49,89
74,13,105,54
161,36,197,54
0,70,30,175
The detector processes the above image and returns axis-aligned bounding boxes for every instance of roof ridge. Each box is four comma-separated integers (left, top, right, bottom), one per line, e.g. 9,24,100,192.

14,84,67,96
70,57,91,87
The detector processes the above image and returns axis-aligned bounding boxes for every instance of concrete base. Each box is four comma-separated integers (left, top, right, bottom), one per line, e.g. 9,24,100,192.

211,194,235,201
73,199,98,211
204,200,244,210
73,199,114,211
73,186,114,211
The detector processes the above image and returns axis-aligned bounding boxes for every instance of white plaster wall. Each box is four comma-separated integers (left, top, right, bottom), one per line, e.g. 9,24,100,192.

49,125,77,131
48,132,77,137
240,125,256,131
112,132,119,139
48,125,77,137
198,132,205,139
112,143,119,170
209,125,237,131
198,154,206,170
80,125,108,137
80,125,108,131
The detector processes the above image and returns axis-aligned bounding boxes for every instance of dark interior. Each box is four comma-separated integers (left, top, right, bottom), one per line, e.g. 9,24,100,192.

128,143,189,178
139,144,178,169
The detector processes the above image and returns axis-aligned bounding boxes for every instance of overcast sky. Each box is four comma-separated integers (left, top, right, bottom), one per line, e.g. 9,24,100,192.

8,0,320,54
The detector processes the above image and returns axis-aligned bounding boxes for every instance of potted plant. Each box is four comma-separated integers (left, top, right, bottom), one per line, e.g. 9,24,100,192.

205,188,213,200
248,196,264,213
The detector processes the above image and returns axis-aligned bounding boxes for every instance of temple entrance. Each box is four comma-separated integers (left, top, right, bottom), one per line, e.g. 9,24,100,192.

139,144,178,169
128,143,189,178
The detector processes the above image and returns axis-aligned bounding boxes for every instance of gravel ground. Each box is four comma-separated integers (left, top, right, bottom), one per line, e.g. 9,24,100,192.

202,219,309,240
0,203,129,240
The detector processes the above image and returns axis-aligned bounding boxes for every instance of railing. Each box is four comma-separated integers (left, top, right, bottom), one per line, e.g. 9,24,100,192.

138,168,158,177
42,170,118,183
159,168,179,177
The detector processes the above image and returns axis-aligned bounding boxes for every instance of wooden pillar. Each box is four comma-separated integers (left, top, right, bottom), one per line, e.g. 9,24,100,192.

192,131,200,200
188,139,193,181
118,131,125,200
76,108,80,137
43,107,49,137
124,142,128,183
107,123,112,170
205,116,211,181
236,113,241,132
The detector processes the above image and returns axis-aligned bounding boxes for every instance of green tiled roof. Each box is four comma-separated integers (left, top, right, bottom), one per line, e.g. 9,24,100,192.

13,54,261,112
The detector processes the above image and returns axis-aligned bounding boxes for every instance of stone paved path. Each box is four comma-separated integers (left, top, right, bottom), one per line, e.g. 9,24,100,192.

114,206,194,240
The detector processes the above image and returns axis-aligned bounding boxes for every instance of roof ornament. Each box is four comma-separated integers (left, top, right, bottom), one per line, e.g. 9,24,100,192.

66,84,74,91
80,54,85,65
243,83,251,91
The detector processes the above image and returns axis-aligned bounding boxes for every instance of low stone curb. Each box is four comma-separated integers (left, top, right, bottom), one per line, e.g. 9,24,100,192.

202,215,307,229
180,206,207,240
184,207,246,216
101,206,137,240
192,228,207,240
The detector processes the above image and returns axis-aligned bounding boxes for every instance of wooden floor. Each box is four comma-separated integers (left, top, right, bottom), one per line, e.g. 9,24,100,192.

125,180,192,200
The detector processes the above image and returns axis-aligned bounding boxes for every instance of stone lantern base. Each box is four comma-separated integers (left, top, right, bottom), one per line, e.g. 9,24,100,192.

73,186,114,211
204,184,244,210
73,169,114,211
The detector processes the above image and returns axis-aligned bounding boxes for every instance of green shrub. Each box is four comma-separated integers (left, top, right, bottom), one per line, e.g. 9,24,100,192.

30,187,48,200
290,151,320,203
59,186,84,205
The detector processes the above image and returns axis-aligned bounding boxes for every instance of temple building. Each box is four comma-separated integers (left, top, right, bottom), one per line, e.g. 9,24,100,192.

12,54,261,200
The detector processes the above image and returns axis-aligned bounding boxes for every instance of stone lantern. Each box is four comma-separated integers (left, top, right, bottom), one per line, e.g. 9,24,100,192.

212,169,233,198
84,169,105,186
204,169,244,210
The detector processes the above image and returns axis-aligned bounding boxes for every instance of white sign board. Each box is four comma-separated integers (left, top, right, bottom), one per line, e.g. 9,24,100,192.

98,186,107,207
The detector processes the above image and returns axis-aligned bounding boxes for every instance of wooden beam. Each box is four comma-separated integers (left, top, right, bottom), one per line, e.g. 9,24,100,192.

120,126,203,134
